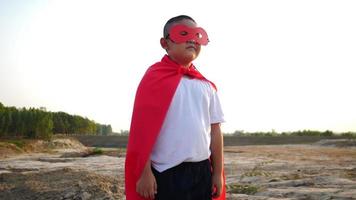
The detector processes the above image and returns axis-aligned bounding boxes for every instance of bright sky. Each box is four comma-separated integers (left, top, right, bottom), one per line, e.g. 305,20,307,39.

1,0,355,133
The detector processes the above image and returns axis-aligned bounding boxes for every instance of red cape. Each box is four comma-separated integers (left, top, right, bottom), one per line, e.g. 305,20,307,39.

125,55,225,200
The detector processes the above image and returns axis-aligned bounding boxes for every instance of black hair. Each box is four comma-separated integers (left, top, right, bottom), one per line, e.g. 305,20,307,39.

163,15,196,38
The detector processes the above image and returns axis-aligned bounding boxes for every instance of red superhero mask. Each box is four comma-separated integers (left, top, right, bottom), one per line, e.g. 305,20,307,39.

168,24,209,46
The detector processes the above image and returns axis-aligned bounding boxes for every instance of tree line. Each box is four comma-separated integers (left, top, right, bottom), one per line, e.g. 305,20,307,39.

229,129,356,137
0,102,112,139
111,129,356,138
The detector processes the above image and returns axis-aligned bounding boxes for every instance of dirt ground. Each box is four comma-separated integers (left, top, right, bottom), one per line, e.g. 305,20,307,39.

0,168,123,200
224,142,356,200
0,138,125,200
0,139,355,200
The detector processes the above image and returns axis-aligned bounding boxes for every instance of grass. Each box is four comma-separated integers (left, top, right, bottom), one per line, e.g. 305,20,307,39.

90,147,104,155
226,183,260,194
239,161,274,181
0,141,24,153
6,140,26,149
242,170,272,177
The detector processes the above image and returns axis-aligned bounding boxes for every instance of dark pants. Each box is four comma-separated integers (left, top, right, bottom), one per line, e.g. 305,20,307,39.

152,159,212,200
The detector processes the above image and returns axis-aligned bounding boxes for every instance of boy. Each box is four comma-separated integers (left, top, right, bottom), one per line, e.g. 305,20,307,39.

125,15,225,200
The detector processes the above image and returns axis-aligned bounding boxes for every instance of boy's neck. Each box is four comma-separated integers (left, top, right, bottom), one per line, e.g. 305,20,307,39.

167,55,192,68
181,63,192,68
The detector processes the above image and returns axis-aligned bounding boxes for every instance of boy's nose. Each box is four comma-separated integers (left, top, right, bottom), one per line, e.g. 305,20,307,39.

187,40,198,45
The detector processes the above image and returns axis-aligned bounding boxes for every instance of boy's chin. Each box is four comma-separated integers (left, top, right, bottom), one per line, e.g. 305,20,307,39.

170,52,198,64
183,52,198,61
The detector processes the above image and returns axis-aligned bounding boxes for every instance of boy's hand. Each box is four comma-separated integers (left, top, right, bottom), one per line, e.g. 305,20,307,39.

136,161,157,199
211,172,223,198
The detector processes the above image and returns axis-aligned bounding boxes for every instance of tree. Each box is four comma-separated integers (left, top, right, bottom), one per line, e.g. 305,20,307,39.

35,111,53,139
0,102,113,138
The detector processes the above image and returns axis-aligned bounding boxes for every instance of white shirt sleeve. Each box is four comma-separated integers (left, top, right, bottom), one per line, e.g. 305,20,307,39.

209,88,225,124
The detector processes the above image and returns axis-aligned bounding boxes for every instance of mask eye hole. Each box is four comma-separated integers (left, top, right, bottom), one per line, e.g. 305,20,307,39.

196,33,203,39
180,31,188,36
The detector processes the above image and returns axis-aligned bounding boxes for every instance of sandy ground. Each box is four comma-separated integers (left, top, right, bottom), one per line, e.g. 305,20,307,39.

224,143,356,200
0,139,355,200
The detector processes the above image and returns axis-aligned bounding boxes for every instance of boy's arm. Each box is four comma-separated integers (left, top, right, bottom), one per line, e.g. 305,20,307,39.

210,123,224,198
136,159,157,199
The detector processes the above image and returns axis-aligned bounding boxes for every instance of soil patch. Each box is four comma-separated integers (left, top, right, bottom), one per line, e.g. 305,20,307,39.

0,168,123,200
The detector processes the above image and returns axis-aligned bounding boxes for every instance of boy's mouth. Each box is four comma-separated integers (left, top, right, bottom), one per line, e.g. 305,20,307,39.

186,45,197,51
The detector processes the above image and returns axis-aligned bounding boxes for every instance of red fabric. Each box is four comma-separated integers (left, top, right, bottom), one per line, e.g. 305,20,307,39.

170,24,209,46
125,55,225,200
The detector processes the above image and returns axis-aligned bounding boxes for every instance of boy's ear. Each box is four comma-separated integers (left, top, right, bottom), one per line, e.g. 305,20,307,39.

160,38,168,50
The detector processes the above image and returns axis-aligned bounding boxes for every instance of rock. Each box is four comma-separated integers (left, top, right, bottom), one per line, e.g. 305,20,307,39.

63,191,76,199
79,191,91,200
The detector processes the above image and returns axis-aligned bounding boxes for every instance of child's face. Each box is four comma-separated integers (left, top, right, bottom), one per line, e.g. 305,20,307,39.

163,19,202,66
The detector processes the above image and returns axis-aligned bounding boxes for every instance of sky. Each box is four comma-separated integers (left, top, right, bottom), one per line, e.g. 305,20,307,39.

1,0,355,133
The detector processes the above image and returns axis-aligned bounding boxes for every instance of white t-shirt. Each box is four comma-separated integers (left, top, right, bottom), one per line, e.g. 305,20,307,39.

151,76,225,172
